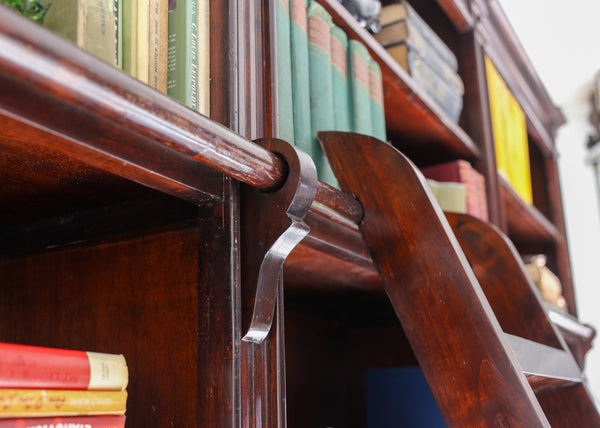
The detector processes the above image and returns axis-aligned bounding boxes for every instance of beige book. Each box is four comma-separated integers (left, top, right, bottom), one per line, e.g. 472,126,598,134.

44,0,117,66
149,0,169,92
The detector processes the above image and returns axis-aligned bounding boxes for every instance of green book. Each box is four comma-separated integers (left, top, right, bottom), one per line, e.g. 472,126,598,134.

167,0,199,109
330,24,351,132
368,58,387,142
308,1,338,187
276,0,295,143
348,40,372,136
43,0,118,67
289,0,312,156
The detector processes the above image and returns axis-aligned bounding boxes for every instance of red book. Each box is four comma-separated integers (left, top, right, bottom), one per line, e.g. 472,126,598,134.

0,343,128,390
0,415,125,428
421,160,489,222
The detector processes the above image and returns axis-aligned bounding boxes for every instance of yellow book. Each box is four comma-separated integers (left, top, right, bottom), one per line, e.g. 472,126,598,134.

136,0,150,84
0,389,127,418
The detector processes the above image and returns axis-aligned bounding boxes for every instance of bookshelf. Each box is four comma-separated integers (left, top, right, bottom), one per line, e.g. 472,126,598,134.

0,0,597,426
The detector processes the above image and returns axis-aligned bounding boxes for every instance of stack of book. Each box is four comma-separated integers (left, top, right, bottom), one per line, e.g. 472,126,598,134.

374,0,463,122
41,0,210,115
0,343,128,427
278,0,387,188
421,160,489,222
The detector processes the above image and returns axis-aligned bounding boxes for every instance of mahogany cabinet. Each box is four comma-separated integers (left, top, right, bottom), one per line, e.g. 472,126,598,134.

0,0,595,426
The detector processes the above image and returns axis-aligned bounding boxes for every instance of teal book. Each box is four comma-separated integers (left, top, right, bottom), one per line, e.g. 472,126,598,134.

308,1,338,187
348,40,373,136
290,0,312,156
276,0,295,143
368,58,387,142
330,24,352,132
167,0,199,109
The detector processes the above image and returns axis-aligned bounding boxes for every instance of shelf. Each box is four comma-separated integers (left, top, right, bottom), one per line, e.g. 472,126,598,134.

318,0,480,165
501,176,561,244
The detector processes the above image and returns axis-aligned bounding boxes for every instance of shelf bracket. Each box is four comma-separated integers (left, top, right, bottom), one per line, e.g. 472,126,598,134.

241,138,318,344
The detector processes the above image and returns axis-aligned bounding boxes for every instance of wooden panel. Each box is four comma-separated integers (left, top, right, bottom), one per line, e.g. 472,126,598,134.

0,229,201,427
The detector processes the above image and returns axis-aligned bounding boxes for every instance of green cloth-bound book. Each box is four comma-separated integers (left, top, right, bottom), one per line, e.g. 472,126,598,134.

290,0,312,156
308,1,338,187
369,58,387,142
167,0,199,110
348,40,373,136
276,0,295,143
330,24,352,132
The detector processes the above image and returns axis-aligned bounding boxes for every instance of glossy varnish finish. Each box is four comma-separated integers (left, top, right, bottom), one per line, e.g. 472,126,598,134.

319,131,549,426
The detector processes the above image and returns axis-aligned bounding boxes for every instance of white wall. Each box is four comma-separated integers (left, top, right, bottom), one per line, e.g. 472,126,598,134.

499,0,600,395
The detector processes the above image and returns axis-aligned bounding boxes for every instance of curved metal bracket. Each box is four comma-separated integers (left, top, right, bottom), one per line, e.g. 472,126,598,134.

241,138,318,343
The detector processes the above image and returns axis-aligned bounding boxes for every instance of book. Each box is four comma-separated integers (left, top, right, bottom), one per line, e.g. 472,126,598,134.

290,0,313,156
43,0,118,67
167,0,199,110
426,179,467,214
149,0,168,92
421,160,488,222
0,389,127,417
385,42,464,96
196,0,210,116
378,0,458,72
368,58,386,142
0,415,125,428
408,51,462,122
307,1,338,187
0,343,128,391
367,367,446,428
485,56,532,204
330,24,352,133
122,0,168,92
348,40,372,136
275,0,295,143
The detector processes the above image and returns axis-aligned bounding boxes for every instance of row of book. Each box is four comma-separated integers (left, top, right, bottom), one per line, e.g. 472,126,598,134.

277,0,387,187
422,159,489,223
0,343,127,427
41,0,210,115
374,0,463,122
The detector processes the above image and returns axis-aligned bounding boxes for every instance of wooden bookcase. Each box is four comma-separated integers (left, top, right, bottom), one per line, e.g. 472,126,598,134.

0,0,596,426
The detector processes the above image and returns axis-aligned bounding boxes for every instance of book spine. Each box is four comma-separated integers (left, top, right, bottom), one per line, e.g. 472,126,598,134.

330,24,351,133
115,0,122,68
0,343,128,390
167,0,199,109
0,415,126,428
348,40,373,136
43,0,118,67
275,0,295,144
290,0,313,156
149,0,168,92
308,1,338,187
368,58,387,142
407,51,462,122
122,0,137,75
136,0,150,84
400,0,458,71
197,0,210,115
387,41,464,96
0,389,127,417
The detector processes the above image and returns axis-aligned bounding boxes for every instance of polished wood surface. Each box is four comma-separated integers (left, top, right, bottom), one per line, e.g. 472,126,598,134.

320,131,549,427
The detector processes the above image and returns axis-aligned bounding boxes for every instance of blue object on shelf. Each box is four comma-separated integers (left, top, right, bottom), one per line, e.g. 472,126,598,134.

366,367,446,428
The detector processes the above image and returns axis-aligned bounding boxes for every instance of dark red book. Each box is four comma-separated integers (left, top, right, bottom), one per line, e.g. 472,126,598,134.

0,415,125,428
421,160,489,222
0,343,128,390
